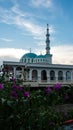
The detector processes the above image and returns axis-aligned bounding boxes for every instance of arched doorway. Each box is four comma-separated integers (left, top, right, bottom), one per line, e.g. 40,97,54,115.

50,70,55,80
66,71,71,81
32,70,38,81
41,70,47,81
58,71,63,80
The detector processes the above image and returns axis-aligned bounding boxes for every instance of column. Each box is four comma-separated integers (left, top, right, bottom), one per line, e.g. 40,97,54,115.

29,69,32,81
47,70,50,82
21,67,24,80
63,71,66,82
13,66,16,78
55,70,58,82
38,69,41,82
71,71,73,82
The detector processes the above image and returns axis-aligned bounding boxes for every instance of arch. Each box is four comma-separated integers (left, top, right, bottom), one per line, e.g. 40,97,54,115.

32,59,33,63
66,71,71,80
50,70,55,80
41,70,47,81
32,70,38,81
28,58,30,63
58,71,63,80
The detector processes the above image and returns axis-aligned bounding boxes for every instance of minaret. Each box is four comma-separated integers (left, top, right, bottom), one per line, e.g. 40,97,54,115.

46,24,50,54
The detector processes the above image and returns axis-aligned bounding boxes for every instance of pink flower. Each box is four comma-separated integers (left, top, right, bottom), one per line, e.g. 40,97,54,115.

17,85,23,91
11,91,18,98
12,84,17,89
54,83,61,91
45,86,51,94
0,84,3,90
11,78,16,82
23,91,30,98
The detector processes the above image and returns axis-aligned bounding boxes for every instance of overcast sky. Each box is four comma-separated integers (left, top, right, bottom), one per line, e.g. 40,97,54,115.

0,0,73,65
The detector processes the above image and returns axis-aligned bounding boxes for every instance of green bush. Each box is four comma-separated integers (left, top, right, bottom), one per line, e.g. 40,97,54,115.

0,70,73,129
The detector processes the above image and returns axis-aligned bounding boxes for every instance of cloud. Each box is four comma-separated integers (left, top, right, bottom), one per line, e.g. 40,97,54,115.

51,45,73,65
30,0,53,8
35,45,73,65
0,56,19,65
0,45,73,65
0,48,28,59
37,42,45,46
0,4,55,39
0,38,13,42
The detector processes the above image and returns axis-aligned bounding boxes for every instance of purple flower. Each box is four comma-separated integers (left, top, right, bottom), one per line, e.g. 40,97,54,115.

23,91,30,98
11,91,18,98
54,83,61,91
11,78,16,82
45,86,51,94
17,85,23,91
6,66,10,72
12,84,17,89
0,84,3,90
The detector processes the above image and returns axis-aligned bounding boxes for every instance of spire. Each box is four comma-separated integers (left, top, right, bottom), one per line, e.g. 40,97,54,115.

46,24,50,54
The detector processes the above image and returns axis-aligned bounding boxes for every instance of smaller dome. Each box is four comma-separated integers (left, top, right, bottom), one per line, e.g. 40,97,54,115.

21,52,37,59
45,54,52,57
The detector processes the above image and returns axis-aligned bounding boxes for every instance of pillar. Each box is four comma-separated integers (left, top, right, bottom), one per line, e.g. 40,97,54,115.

47,70,50,82
38,69,41,82
13,66,16,78
63,71,66,82
55,70,58,82
29,69,32,81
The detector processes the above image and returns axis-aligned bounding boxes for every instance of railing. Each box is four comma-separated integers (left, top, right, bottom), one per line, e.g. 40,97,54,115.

22,80,73,87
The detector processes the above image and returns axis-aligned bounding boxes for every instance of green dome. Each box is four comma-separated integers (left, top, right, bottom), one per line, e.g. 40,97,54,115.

21,53,37,59
37,55,45,58
45,54,52,57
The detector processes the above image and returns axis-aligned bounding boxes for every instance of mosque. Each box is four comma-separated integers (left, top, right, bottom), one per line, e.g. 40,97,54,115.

3,24,73,86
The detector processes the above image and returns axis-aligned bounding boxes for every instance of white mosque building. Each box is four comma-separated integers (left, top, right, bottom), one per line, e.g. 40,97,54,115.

3,24,73,86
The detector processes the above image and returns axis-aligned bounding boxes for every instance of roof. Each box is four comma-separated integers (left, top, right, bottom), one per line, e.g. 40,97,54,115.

36,54,45,58
21,52,37,59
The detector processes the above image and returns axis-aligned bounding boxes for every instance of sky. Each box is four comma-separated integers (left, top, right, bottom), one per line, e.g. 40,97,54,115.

0,0,73,65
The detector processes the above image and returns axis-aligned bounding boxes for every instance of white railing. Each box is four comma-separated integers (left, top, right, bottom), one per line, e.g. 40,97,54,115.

22,80,73,87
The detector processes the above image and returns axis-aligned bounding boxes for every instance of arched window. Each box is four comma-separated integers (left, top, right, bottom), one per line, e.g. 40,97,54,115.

41,70,47,81
28,58,30,63
16,67,22,71
66,71,71,80
32,59,33,63
32,70,38,81
24,58,26,63
58,71,63,80
50,70,55,80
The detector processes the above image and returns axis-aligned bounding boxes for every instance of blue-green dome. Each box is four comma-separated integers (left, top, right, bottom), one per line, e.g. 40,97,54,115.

45,54,52,57
37,55,45,58
21,53,37,59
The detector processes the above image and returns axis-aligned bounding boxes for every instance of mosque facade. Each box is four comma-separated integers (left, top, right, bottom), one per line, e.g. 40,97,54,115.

3,25,73,86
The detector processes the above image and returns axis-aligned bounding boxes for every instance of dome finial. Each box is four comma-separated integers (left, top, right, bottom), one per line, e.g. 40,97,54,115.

30,48,31,53
47,24,49,29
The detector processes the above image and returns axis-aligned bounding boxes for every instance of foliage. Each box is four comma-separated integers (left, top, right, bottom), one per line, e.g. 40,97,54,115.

0,68,73,129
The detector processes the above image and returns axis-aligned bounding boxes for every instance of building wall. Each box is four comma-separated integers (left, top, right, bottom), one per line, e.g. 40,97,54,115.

9,65,73,83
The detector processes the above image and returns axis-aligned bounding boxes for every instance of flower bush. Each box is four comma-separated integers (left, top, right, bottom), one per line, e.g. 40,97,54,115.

0,68,73,129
